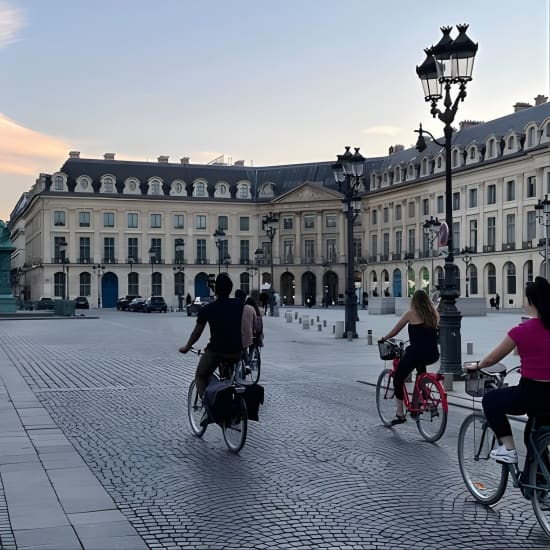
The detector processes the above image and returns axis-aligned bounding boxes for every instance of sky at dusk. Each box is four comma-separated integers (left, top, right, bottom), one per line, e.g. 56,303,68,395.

0,0,548,221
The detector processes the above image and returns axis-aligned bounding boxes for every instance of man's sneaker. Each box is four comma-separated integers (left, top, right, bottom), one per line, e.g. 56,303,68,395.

490,445,518,464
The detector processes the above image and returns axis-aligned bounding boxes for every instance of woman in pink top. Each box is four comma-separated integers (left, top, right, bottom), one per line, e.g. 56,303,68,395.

471,277,550,464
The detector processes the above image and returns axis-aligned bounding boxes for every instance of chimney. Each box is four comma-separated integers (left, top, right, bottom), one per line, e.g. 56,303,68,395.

388,146,394,155
158,155,169,163
234,160,245,166
104,153,115,161
459,120,484,130
513,102,532,113
180,157,190,165
68,151,80,159
393,144,404,152
535,94,548,106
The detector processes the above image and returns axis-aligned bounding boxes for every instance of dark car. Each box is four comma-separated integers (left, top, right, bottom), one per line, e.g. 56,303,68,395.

145,296,168,313
186,296,214,316
117,295,140,311
128,297,147,312
36,297,55,310
74,296,89,309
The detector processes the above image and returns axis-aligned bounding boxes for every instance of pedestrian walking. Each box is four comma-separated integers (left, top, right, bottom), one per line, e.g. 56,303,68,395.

495,293,500,310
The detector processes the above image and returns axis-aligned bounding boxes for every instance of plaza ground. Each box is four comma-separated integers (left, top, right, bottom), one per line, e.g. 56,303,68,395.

0,306,545,549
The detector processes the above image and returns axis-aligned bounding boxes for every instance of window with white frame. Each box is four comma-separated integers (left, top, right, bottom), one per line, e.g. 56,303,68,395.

506,214,515,244
195,215,206,230
506,180,515,201
506,262,516,294
237,183,250,199
469,147,476,160
304,215,315,229
487,217,496,246
383,233,390,255
527,126,536,147
487,264,496,294
150,181,161,195
408,229,415,255
527,211,537,240
395,230,402,255
218,215,228,231
283,217,293,230
395,204,401,221
53,211,65,226
487,139,495,158
150,214,162,228
452,192,460,210
326,214,337,228
487,184,496,205
508,136,515,149
469,188,477,208
194,182,206,197
103,178,114,193
526,176,536,198
103,212,115,227
103,237,115,262
437,196,444,214
469,220,477,250
304,240,315,263
326,239,337,262
239,216,249,231
79,211,90,227
54,175,64,191
79,272,91,297
408,202,415,218
79,237,91,262
371,235,377,257
422,199,429,216
128,213,138,228
173,214,184,229
452,222,460,251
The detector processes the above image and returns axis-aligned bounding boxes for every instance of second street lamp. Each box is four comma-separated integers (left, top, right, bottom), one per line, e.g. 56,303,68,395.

460,247,473,297
58,238,69,299
423,216,441,294
213,228,226,274
254,247,264,294
415,24,478,378
535,195,550,280
92,264,105,308
332,146,365,339
262,212,279,291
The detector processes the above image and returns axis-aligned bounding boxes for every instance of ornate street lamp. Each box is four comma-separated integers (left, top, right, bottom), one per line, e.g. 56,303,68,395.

262,212,279,291
404,257,414,297
415,24,478,378
148,247,156,295
357,257,368,309
460,247,473,297
423,216,441,293
332,146,365,339
213,228,226,274
223,254,231,272
58,238,69,299
254,247,264,294
535,195,550,280
92,264,105,308
173,239,185,310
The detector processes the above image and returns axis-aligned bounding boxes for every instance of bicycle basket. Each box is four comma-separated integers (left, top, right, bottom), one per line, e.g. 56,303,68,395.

378,341,399,361
464,371,496,398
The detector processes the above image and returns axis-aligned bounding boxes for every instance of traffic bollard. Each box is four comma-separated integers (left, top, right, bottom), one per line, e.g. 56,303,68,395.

367,329,373,345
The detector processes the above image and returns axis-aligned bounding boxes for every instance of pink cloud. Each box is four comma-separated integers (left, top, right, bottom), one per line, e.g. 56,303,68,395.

0,1,24,48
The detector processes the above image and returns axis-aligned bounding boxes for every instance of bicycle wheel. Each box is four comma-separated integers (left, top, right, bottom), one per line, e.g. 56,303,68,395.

248,346,261,384
187,380,207,437
376,369,396,427
222,395,248,453
458,413,508,505
415,376,448,442
530,432,550,537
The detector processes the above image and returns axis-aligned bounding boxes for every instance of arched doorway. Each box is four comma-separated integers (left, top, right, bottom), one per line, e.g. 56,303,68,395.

435,266,444,290
194,272,210,298
392,269,402,297
280,272,295,305
102,272,118,308
420,267,429,292
407,268,415,297
301,271,316,306
369,270,378,296
323,271,338,306
381,269,390,296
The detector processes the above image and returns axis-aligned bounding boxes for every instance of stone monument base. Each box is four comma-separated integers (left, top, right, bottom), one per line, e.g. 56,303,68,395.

0,295,17,314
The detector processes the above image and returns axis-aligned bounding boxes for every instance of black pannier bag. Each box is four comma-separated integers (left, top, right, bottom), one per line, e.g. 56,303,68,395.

378,340,398,360
243,384,264,421
203,379,241,425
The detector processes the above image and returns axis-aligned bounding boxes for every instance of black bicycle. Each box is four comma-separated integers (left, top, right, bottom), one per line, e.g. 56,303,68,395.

237,345,261,384
458,363,550,537
187,349,248,453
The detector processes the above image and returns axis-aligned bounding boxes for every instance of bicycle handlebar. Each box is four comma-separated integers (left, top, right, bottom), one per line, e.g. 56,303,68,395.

189,347,202,356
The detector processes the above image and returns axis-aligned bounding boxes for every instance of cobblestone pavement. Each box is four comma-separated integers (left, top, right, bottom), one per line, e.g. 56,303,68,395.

0,310,548,549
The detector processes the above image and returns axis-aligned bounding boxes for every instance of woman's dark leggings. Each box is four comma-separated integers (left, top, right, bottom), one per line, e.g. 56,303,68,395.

393,346,437,400
482,378,550,439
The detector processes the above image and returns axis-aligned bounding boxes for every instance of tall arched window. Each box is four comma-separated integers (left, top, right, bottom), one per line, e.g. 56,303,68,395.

128,272,139,296
174,271,184,297
525,259,533,283
469,265,478,295
528,126,536,147
54,272,65,297
452,149,458,166
79,272,91,297
240,272,250,295
505,262,516,294
152,272,162,296
487,263,496,295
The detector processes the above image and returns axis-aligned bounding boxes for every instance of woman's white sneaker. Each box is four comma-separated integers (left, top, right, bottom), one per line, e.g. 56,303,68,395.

490,445,518,464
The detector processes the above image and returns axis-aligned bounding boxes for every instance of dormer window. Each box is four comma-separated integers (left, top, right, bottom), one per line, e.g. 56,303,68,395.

259,182,274,198
469,147,476,160
54,175,64,191
452,149,459,167
527,126,536,148
237,183,250,199
395,167,401,182
103,178,114,193
150,181,161,195
437,157,442,169
407,165,414,179
508,136,515,149
194,181,207,197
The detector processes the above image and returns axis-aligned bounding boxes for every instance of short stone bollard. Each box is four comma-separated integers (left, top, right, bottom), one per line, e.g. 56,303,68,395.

299,317,302,324
285,312,293,323
332,325,335,334
318,324,322,331
310,318,314,326
302,315,310,329
441,373,454,391
323,320,327,328
466,342,474,355
317,316,320,322
347,331,354,341
295,312,299,320
367,329,373,345
335,320,345,338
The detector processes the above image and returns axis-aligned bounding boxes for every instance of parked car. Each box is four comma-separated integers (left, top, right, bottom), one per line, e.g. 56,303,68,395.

36,297,55,310
128,297,147,312
186,296,214,316
74,296,89,309
145,296,168,313
117,295,140,310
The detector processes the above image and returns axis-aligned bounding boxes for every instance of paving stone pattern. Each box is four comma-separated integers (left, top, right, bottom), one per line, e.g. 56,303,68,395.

0,314,549,549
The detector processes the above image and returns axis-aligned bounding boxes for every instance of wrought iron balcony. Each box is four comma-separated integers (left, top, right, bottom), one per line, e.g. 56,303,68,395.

195,258,210,265
502,243,516,251
77,257,94,264
483,245,495,253
392,253,402,261
102,257,118,264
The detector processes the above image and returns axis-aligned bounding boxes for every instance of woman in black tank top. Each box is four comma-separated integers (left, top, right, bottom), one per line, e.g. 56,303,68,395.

379,290,440,425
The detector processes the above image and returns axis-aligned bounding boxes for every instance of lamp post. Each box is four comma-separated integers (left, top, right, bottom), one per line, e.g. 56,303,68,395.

148,247,156,295
332,146,365,339
92,264,105,308
460,247,473,297
405,257,414,297
415,24,478,377
423,216,441,293
223,254,231,272
58,238,69,299
535,195,550,280
262,212,279,291
254,247,264,294
173,238,185,311
213,228,226,275
357,257,368,309
246,265,257,296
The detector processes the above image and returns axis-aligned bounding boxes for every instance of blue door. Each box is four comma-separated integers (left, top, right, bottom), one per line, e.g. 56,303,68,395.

392,269,402,298
194,272,210,298
102,272,118,308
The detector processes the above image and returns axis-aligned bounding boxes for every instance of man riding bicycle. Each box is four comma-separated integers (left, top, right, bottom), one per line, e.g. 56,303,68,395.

179,273,249,396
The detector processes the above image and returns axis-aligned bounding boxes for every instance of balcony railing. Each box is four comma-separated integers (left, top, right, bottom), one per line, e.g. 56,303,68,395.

522,240,534,249
102,257,118,264
404,252,415,260
502,243,516,251
392,252,402,261
149,258,165,264
368,255,378,263
380,254,389,262
77,257,93,264
239,259,251,265
126,257,141,264
172,258,187,265
483,245,495,253
51,257,70,264
195,258,210,265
